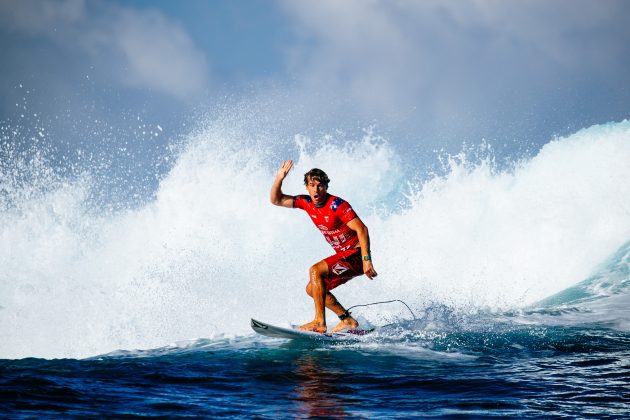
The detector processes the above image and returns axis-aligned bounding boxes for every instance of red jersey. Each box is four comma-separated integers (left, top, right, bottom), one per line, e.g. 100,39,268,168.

293,194,359,253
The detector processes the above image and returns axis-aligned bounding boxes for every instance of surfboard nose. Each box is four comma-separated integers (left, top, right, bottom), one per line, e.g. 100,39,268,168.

251,319,268,331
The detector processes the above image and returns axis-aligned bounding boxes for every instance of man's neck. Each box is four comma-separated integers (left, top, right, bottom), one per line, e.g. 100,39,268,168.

314,194,329,208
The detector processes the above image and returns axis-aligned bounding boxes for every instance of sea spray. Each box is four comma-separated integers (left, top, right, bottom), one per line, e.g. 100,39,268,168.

1,118,629,359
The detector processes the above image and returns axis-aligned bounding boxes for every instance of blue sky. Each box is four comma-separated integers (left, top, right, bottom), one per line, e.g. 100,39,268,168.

1,0,629,168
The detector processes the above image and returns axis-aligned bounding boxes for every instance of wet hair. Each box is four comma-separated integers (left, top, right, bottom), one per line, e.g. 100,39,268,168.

303,168,330,187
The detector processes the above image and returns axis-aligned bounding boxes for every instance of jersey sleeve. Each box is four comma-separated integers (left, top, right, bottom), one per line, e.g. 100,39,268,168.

337,201,358,224
293,195,308,210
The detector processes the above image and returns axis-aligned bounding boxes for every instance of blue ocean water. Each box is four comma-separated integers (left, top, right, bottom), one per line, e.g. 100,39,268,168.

2,310,629,417
1,119,630,417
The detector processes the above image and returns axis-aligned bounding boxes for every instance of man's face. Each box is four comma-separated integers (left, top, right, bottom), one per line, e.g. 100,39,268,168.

306,177,328,206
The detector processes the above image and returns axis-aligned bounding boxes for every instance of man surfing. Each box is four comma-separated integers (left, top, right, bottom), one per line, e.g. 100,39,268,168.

270,160,378,333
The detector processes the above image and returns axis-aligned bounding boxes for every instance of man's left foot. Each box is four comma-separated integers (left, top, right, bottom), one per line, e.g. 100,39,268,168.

331,317,359,332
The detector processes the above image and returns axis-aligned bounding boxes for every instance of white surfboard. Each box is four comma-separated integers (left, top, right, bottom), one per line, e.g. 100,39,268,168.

251,318,373,342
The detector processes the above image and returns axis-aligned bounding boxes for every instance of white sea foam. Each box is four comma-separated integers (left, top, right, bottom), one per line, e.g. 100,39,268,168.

1,119,629,359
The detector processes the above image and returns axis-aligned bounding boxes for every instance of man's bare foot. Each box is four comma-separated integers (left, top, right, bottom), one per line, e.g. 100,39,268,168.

331,317,359,332
298,320,327,333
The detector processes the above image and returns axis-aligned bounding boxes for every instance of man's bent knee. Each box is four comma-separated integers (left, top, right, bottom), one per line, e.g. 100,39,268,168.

309,262,328,279
307,261,329,290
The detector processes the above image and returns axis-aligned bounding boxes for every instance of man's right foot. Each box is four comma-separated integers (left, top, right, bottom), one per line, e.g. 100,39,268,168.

297,320,327,333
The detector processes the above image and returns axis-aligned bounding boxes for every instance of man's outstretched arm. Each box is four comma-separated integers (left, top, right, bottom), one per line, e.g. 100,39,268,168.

270,159,296,208
347,217,378,280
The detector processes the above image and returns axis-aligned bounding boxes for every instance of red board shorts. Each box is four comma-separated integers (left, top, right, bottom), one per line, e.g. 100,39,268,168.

323,247,364,290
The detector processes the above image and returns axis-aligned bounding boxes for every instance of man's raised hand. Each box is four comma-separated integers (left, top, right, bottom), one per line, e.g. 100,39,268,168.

276,159,293,180
270,160,295,207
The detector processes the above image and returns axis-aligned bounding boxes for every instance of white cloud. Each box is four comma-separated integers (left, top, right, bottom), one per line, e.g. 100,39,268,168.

106,8,209,99
279,0,630,136
0,0,85,36
282,1,417,113
0,0,210,100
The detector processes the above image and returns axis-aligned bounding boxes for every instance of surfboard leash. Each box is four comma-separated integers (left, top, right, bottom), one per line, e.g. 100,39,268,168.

346,299,417,321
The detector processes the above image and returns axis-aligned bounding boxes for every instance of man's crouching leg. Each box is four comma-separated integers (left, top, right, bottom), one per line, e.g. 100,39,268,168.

298,261,328,333
301,265,360,333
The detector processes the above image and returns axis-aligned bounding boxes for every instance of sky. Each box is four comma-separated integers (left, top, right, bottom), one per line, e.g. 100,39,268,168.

1,0,629,182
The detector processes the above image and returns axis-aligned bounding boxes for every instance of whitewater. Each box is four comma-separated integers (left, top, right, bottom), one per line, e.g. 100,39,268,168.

1,115,629,360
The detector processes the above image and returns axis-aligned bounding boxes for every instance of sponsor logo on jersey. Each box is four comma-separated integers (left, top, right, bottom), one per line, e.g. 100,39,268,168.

317,224,328,231
332,262,349,275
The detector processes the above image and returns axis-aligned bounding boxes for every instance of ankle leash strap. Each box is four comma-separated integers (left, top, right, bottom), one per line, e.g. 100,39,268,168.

338,310,351,321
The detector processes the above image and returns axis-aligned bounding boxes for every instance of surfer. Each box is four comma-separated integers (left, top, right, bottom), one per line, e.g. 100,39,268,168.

270,160,378,333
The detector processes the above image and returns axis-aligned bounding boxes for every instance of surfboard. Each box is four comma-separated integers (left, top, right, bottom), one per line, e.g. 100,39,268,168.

251,318,373,342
